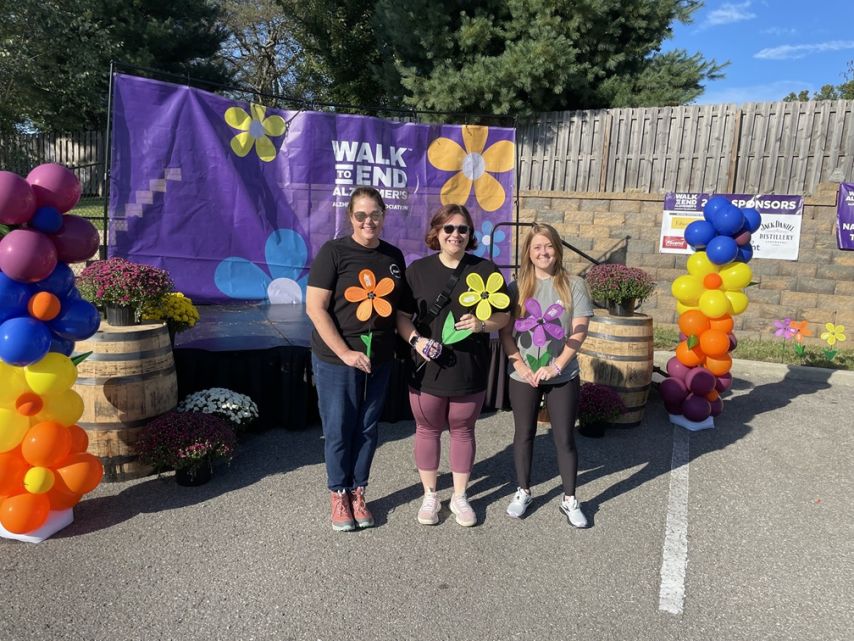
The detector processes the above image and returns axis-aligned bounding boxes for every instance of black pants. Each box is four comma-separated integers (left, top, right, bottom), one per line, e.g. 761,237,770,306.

508,376,580,496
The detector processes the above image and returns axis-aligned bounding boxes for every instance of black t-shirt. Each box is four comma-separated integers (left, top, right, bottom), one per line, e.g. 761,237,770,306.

308,236,407,365
404,253,508,397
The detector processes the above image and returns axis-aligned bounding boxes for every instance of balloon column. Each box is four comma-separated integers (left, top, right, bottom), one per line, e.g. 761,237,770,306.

661,196,762,429
0,164,103,541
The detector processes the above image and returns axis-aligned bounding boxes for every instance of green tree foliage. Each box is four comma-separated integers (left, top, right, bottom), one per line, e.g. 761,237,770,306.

783,60,854,102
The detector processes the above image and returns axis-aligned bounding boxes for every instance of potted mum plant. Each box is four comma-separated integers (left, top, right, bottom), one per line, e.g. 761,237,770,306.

578,382,625,438
77,257,174,326
177,387,260,433
141,292,200,346
585,263,656,317
135,410,237,486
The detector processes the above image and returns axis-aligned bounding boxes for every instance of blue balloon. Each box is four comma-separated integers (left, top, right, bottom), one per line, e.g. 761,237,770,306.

703,196,731,224
49,335,75,356
0,317,51,366
33,262,75,297
48,298,101,341
0,272,32,323
712,203,745,236
737,244,754,263
706,235,739,265
742,207,762,233
29,206,63,234
684,220,716,249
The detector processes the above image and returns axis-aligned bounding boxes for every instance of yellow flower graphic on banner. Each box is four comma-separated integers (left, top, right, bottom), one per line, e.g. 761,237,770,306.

224,103,286,162
428,126,514,212
459,272,510,321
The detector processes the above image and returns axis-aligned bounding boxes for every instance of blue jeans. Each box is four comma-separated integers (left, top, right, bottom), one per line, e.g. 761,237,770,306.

312,354,393,491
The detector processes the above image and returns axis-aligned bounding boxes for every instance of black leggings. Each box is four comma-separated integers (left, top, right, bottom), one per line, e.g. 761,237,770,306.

508,376,580,496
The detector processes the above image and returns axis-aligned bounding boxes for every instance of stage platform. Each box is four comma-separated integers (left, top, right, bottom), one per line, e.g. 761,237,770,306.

173,304,511,430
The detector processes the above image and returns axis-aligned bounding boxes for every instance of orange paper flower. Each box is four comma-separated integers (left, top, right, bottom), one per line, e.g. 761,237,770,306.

789,320,813,343
344,269,395,321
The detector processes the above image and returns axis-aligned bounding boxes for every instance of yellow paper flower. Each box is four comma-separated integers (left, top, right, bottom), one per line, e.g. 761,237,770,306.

427,126,514,212
224,103,286,162
820,323,846,346
459,272,510,321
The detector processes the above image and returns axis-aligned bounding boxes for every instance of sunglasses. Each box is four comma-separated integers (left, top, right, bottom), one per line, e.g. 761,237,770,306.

442,224,470,235
353,210,384,222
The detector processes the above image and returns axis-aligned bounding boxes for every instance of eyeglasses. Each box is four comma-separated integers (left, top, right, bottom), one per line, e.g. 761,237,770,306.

442,224,470,235
353,210,384,222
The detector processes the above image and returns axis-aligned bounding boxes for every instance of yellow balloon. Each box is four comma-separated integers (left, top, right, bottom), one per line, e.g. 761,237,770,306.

0,364,28,404
36,390,84,426
686,252,718,278
0,408,30,453
719,263,752,291
24,466,55,494
676,301,700,316
671,275,704,305
725,290,750,315
698,289,731,319
24,353,78,395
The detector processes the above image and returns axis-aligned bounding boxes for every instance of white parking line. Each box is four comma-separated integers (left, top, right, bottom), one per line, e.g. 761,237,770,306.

659,425,690,615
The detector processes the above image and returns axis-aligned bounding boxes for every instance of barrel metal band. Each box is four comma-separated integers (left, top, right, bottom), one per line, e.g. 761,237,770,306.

73,345,173,362
75,364,177,386
79,417,150,430
77,327,168,342
587,330,654,343
579,348,652,362
591,315,653,326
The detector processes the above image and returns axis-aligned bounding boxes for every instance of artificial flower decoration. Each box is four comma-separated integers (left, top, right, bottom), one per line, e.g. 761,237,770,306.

773,318,796,340
514,299,565,347
473,220,507,259
344,269,395,321
224,103,286,162
670,251,751,319
820,322,846,347
789,320,813,343
427,126,515,212
459,272,510,321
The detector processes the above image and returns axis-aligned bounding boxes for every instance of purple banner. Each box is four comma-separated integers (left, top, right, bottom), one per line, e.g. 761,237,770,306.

838,183,854,251
108,74,516,303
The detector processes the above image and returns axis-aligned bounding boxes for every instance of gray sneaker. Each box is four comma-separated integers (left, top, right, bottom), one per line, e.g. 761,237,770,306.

506,487,533,518
559,495,588,528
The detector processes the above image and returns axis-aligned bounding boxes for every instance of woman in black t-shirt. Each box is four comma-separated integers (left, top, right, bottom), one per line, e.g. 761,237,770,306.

306,187,407,532
397,204,510,527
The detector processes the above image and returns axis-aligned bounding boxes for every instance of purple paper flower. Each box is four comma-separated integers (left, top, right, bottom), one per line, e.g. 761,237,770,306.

773,318,796,340
514,298,565,346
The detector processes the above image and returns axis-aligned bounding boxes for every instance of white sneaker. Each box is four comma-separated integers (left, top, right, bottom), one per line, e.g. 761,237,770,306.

559,495,588,528
449,493,477,527
506,487,533,518
417,490,441,525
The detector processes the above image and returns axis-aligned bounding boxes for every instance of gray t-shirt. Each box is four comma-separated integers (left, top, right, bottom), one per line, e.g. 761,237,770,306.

508,276,593,384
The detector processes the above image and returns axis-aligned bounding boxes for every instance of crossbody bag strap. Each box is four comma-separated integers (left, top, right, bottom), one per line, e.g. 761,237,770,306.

417,254,468,329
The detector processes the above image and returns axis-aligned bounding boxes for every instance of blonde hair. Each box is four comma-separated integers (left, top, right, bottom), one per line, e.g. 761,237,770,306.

516,223,574,318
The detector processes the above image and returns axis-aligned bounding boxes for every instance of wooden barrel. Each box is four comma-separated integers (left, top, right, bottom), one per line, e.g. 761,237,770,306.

72,321,178,481
577,309,654,426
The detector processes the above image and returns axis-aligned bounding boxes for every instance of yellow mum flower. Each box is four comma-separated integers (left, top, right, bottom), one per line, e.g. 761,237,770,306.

224,103,286,162
427,126,514,212
820,323,846,346
459,272,510,321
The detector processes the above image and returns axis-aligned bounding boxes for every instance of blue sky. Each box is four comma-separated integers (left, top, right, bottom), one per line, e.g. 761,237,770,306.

664,0,854,104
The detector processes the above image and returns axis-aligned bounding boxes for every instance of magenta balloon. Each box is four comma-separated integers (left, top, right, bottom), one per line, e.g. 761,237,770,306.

685,366,716,396
666,357,691,381
715,372,733,393
682,394,712,422
709,398,724,417
0,171,37,225
0,230,58,283
659,377,689,405
735,230,752,246
26,163,81,213
728,333,738,352
664,400,683,415
51,215,100,263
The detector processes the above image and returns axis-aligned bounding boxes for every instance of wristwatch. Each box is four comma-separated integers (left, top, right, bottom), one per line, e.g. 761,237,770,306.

409,333,420,347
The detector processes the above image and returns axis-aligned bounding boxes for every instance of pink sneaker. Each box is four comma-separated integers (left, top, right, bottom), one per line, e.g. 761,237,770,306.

449,493,476,527
349,486,374,528
417,490,441,525
330,490,355,532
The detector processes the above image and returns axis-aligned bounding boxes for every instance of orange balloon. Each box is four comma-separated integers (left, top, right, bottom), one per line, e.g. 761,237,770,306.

27,292,61,321
15,392,44,417
705,353,733,376
709,315,734,334
699,329,730,358
676,340,706,367
0,493,50,534
703,273,723,290
706,389,720,402
21,421,72,467
46,474,82,510
55,452,103,495
67,425,89,454
678,310,711,338
0,449,28,496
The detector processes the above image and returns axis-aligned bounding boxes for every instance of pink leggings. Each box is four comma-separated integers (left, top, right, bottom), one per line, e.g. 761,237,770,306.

409,388,485,473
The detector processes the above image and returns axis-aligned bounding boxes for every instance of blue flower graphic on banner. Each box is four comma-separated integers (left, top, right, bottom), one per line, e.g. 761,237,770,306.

474,220,506,259
215,228,309,303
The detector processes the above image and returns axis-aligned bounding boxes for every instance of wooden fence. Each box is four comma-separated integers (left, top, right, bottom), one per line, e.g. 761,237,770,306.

0,130,105,196
518,100,854,195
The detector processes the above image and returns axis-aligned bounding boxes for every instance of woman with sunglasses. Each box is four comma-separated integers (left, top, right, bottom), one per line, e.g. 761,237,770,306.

397,204,510,527
498,223,592,527
306,187,408,532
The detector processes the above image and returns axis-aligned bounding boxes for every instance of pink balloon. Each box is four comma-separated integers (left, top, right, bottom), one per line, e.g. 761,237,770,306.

50,215,100,263
685,366,716,396
682,394,712,422
735,231,752,246
710,398,724,417
0,229,58,283
26,163,81,213
666,357,691,381
660,377,689,405
715,373,733,394
0,171,36,225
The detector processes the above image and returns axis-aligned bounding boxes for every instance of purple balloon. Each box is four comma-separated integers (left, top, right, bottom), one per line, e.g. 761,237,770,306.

706,235,739,265
50,215,100,263
48,298,101,341
0,272,33,323
29,206,63,234
34,262,75,297
709,398,724,417
0,171,37,225
728,333,738,352
734,230,751,246
26,163,81,213
666,357,691,381
0,229,58,283
715,373,733,394
685,366,716,396
0,317,52,366
742,207,762,233
664,400,683,415
682,394,712,422
660,377,689,405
